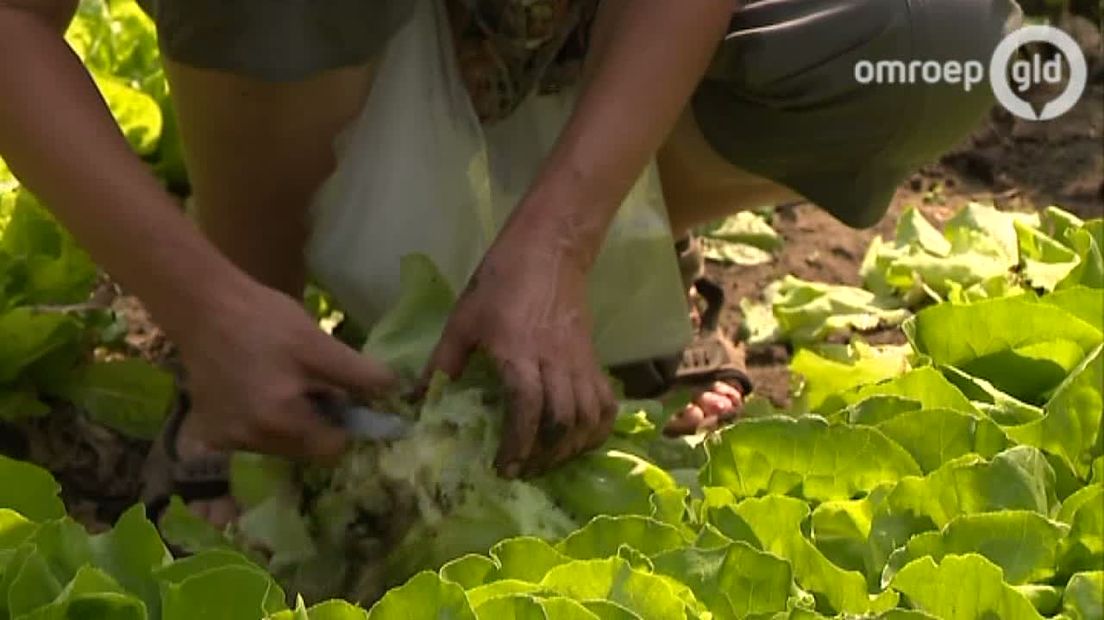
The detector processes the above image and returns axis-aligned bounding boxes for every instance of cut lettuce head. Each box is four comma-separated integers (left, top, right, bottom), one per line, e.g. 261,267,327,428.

231,356,580,603
862,204,1102,305
768,276,910,345
862,204,1025,303
697,211,783,266
232,256,594,601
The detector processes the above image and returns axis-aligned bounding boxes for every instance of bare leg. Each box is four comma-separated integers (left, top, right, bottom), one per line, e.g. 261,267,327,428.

659,107,802,236
165,60,376,296
657,108,800,431
161,60,376,524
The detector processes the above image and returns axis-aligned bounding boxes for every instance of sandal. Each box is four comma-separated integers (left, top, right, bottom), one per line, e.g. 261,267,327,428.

611,237,753,432
141,389,231,524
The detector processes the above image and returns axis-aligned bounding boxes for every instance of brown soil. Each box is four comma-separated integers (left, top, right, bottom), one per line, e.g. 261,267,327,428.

719,82,1103,408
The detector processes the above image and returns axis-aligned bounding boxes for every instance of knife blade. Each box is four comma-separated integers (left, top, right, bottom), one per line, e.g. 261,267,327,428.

340,405,414,442
313,395,414,442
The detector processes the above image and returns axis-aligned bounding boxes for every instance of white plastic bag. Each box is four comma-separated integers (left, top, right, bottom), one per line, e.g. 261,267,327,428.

307,0,690,366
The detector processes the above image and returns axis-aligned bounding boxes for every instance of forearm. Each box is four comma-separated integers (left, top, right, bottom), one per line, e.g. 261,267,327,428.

502,0,733,268
0,7,252,340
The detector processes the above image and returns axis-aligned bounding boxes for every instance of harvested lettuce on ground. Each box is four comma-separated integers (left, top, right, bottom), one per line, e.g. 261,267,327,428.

861,203,1035,304
862,204,1102,305
697,211,783,266
768,276,910,344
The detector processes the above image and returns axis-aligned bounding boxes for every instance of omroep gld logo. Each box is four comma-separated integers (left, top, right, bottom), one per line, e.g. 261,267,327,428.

989,25,1088,121
854,25,1088,122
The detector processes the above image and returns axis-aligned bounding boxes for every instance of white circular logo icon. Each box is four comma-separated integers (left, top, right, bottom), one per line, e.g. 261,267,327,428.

989,25,1088,121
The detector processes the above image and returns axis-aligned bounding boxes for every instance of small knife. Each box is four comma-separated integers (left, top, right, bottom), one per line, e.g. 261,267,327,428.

313,396,414,443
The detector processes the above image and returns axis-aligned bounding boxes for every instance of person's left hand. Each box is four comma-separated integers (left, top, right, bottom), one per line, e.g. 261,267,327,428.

423,231,618,479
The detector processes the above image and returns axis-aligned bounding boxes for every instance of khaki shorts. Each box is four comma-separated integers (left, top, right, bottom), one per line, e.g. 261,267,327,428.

138,0,1023,228
135,0,414,82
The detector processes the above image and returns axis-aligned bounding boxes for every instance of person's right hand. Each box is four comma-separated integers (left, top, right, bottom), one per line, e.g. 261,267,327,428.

175,281,397,464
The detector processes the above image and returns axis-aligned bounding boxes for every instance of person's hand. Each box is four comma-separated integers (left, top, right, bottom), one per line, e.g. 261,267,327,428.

176,281,397,463
425,234,618,479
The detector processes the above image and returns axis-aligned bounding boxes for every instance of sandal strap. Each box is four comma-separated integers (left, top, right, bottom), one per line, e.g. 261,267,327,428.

612,265,753,399
676,331,754,396
692,276,725,332
677,236,705,289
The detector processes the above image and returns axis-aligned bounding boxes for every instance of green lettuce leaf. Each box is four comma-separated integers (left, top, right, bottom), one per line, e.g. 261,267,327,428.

844,367,981,417
65,0,166,156
472,594,552,620
237,494,318,571
700,211,783,251
651,542,793,619
0,190,97,308
865,408,1010,473
1006,345,1103,478
1061,571,1104,620
538,450,676,522
161,564,288,620
702,416,921,502
19,565,146,620
539,557,701,620
1016,220,1082,291
0,159,15,194
1057,484,1103,576
7,549,66,616
557,516,688,560
1042,287,1104,332
362,254,455,381
88,504,171,617
866,447,1058,578
463,579,543,609
904,295,1102,402
1056,220,1104,290
268,597,372,620
790,343,911,414
157,497,233,555
0,456,64,522
881,511,1068,585
91,74,163,156
0,509,37,551
889,554,1043,619
0,391,50,423
727,495,898,615
487,538,570,585
54,359,175,439
810,499,875,575
0,310,80,385
698,212,781,266
366,571,475,619
939,366,1044,425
